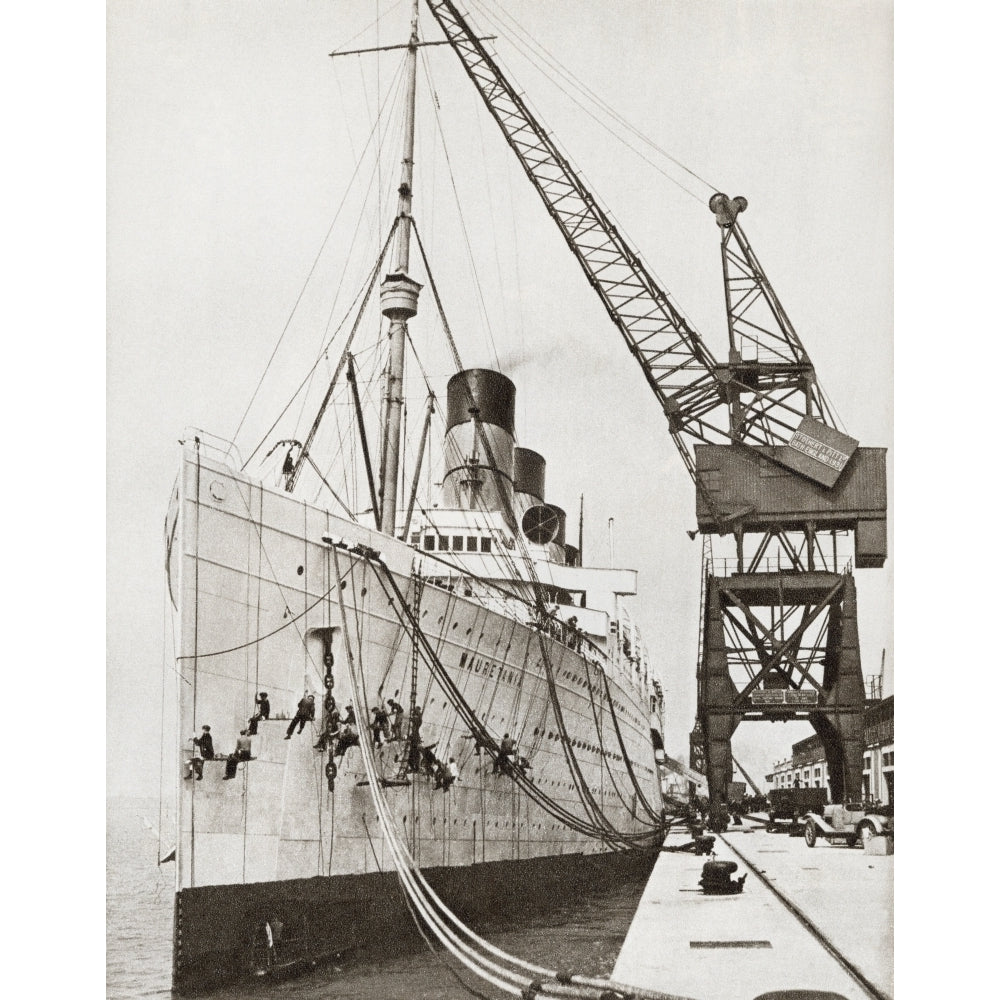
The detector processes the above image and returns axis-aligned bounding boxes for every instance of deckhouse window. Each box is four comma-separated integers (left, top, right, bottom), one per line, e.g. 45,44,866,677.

423,535,435,551
467,536,478,552
481,537,492,553
438,536,449,551
410,532,420,545
452,536,464,551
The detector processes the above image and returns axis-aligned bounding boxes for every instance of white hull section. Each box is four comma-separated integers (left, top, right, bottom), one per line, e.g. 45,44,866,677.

169,443,661,891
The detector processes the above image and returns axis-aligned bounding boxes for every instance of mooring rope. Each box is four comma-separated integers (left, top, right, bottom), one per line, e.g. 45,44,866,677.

365,549,664,847
329,543,700,1000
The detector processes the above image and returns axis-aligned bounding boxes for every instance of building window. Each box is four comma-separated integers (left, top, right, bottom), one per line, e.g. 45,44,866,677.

882,750,894,767
423,535,435,551
481,537,492,553
439,536,449,551
814,767,821,779
452,536,464,552
467,536,478,552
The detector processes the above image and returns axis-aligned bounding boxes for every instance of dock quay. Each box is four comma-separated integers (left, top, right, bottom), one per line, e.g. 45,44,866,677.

613,821,892,1000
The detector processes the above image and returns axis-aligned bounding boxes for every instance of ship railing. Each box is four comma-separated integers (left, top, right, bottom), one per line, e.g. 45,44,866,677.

181,427,244,471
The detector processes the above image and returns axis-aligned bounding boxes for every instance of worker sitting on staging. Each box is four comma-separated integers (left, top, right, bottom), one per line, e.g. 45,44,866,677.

284,693,315,739
224,730,252,780
313,695,341,751
433,756,456,791
494,733,516,775
334,719,358,756
420,742,439,775
248,691,270,735
185,725,215,780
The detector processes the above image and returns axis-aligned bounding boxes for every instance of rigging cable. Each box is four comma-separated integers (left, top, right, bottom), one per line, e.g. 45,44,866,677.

406,496,662,832
330,543,694,1000
294,56,410,441
455,410,669,841
366,550,663,846
417,50,502,369
469,0,716,200
244,217,400,474
231,65,406,456
241,233,389,472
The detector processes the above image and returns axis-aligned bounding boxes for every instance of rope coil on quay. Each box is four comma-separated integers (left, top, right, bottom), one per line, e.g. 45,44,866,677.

328,543,701,1000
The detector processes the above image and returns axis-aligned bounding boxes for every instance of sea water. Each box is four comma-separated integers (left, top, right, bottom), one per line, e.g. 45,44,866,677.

107,798,649,1000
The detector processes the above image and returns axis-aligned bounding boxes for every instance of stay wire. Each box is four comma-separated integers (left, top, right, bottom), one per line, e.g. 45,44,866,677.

294,59,410,441
418,51,502,369
231,68,404,455
242,217,399,472
470,0,715,199
335,547,688,1000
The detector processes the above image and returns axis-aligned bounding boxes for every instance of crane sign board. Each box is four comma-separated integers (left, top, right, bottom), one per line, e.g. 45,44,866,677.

750,689,820,707
779,415,859,489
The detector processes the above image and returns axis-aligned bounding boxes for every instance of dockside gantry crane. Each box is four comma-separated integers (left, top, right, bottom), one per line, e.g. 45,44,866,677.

427,0,887,829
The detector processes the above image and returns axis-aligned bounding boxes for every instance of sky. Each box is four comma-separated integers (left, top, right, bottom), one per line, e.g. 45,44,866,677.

107,0,893,799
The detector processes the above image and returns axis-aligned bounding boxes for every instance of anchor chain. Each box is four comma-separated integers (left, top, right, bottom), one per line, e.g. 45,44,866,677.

320,631,338,790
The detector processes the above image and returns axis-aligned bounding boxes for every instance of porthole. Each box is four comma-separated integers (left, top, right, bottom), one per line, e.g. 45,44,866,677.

297,565,304,576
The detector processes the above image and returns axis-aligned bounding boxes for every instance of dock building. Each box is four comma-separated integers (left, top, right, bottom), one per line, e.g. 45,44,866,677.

766,695,894,806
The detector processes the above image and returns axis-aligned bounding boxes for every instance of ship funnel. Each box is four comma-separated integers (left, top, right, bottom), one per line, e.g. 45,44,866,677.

514,448,546,504
442,369,516,511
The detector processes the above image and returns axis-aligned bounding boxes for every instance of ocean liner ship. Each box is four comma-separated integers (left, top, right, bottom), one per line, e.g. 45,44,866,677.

165,2,670,990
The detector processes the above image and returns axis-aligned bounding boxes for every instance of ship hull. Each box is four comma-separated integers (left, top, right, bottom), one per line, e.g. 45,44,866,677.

168,443,665,991
174,846,660,993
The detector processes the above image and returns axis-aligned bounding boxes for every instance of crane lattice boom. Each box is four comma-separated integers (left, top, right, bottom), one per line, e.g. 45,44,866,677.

425,0,842,511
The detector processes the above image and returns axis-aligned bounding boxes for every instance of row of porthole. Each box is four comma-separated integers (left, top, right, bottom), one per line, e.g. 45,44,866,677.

290,571,646,728
423,817,585,830
530,727,623,760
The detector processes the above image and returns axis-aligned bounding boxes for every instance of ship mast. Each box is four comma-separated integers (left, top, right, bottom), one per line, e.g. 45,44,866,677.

378,0,422,536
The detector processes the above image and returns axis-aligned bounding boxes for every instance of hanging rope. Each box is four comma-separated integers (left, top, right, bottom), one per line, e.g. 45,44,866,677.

364,548,664,847
329,543,698,1000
